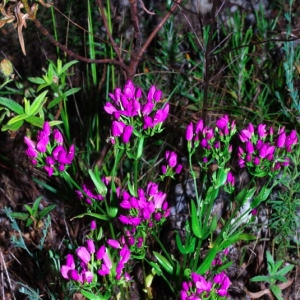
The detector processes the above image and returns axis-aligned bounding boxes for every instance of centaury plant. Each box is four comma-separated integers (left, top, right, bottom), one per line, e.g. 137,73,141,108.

17,80,298,299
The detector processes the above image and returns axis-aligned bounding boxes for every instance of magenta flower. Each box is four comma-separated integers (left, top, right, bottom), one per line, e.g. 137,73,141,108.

98,264,110,276
153,104,169,125
166,151,177,168
102,252,112,269
258,124,267,138
86,240,95,254
61,254,80,281
26,147,38,158
226,172,235,186
112,120,125,137
245,141,254,154
82,271,93,283
107,239,121,249
147,85,156,101
277,131,286,148
44,121,51,135
142,102,154,115
123,80,135,98
122,125,133,143
36,136,49,153
186,122,194,141
104,102,118,114
96,246,106,261
76,247,91,265
44,165,54,176
90,220,96,230
175,164,183,173
53,129,63,144
239,129,252,142
24,136,36,149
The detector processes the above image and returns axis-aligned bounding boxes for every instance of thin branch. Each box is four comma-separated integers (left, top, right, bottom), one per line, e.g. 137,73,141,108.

95,0,123,63
31,16,129,72
127,0,183,79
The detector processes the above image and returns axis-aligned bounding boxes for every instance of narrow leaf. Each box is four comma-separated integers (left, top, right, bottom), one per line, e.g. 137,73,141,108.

29,90,48,116
0,97,24,114
7,113,28,125
191,200,202,238
153,251,173,274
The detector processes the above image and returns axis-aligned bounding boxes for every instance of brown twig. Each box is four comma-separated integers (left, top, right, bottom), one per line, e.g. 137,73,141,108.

127,0,183,80
30,16,129,73
95,0,123,64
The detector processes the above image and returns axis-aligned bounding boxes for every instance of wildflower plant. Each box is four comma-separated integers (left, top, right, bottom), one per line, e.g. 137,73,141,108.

20,80,298,299
24,121,75,176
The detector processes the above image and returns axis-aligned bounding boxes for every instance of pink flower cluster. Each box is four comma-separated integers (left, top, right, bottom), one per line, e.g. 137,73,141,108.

186,115,235,164
104,80,169,144
161,151,182,175
118,182,170,232
24,121,75,176
106,238,131,280
61,240,95,284
180,271,231,299
238,124,298,175
61,239,131,284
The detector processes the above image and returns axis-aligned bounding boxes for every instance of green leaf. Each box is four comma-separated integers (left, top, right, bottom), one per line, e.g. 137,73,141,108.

7,113,28,125
24,204,33,215
70,212,109,221
270,284,284,300
235,186,256,205
48,95,63,109
276,264,294,277
220,233,256,249
149,262,162,276
26,115,45,128
251,185,273,208
250,275,271,282
29,90,48,116
191,200,202,238
63,87,81,98
272,275,288,282
175,233,196,254
28,77,46,84
2,120,23,131
10,212,29,221
48,120,63,127
24,98,30,115
136,137,144,159
0,97,24,114
40,205,56,218
127,176,137,197
32,196,43,214
88,169,107,196
214,168,229,188
26,218,34,227
153,251,173,275
59,60,78,75
196,246,219,274
80,289,101,300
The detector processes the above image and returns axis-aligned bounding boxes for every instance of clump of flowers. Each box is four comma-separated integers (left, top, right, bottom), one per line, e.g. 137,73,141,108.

117,182,170,248
238,124,298,177
180,271,231,299
104,80,169,144
161,150,183,178
61,238,131,287
186,115,236,168
24,121,75,176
